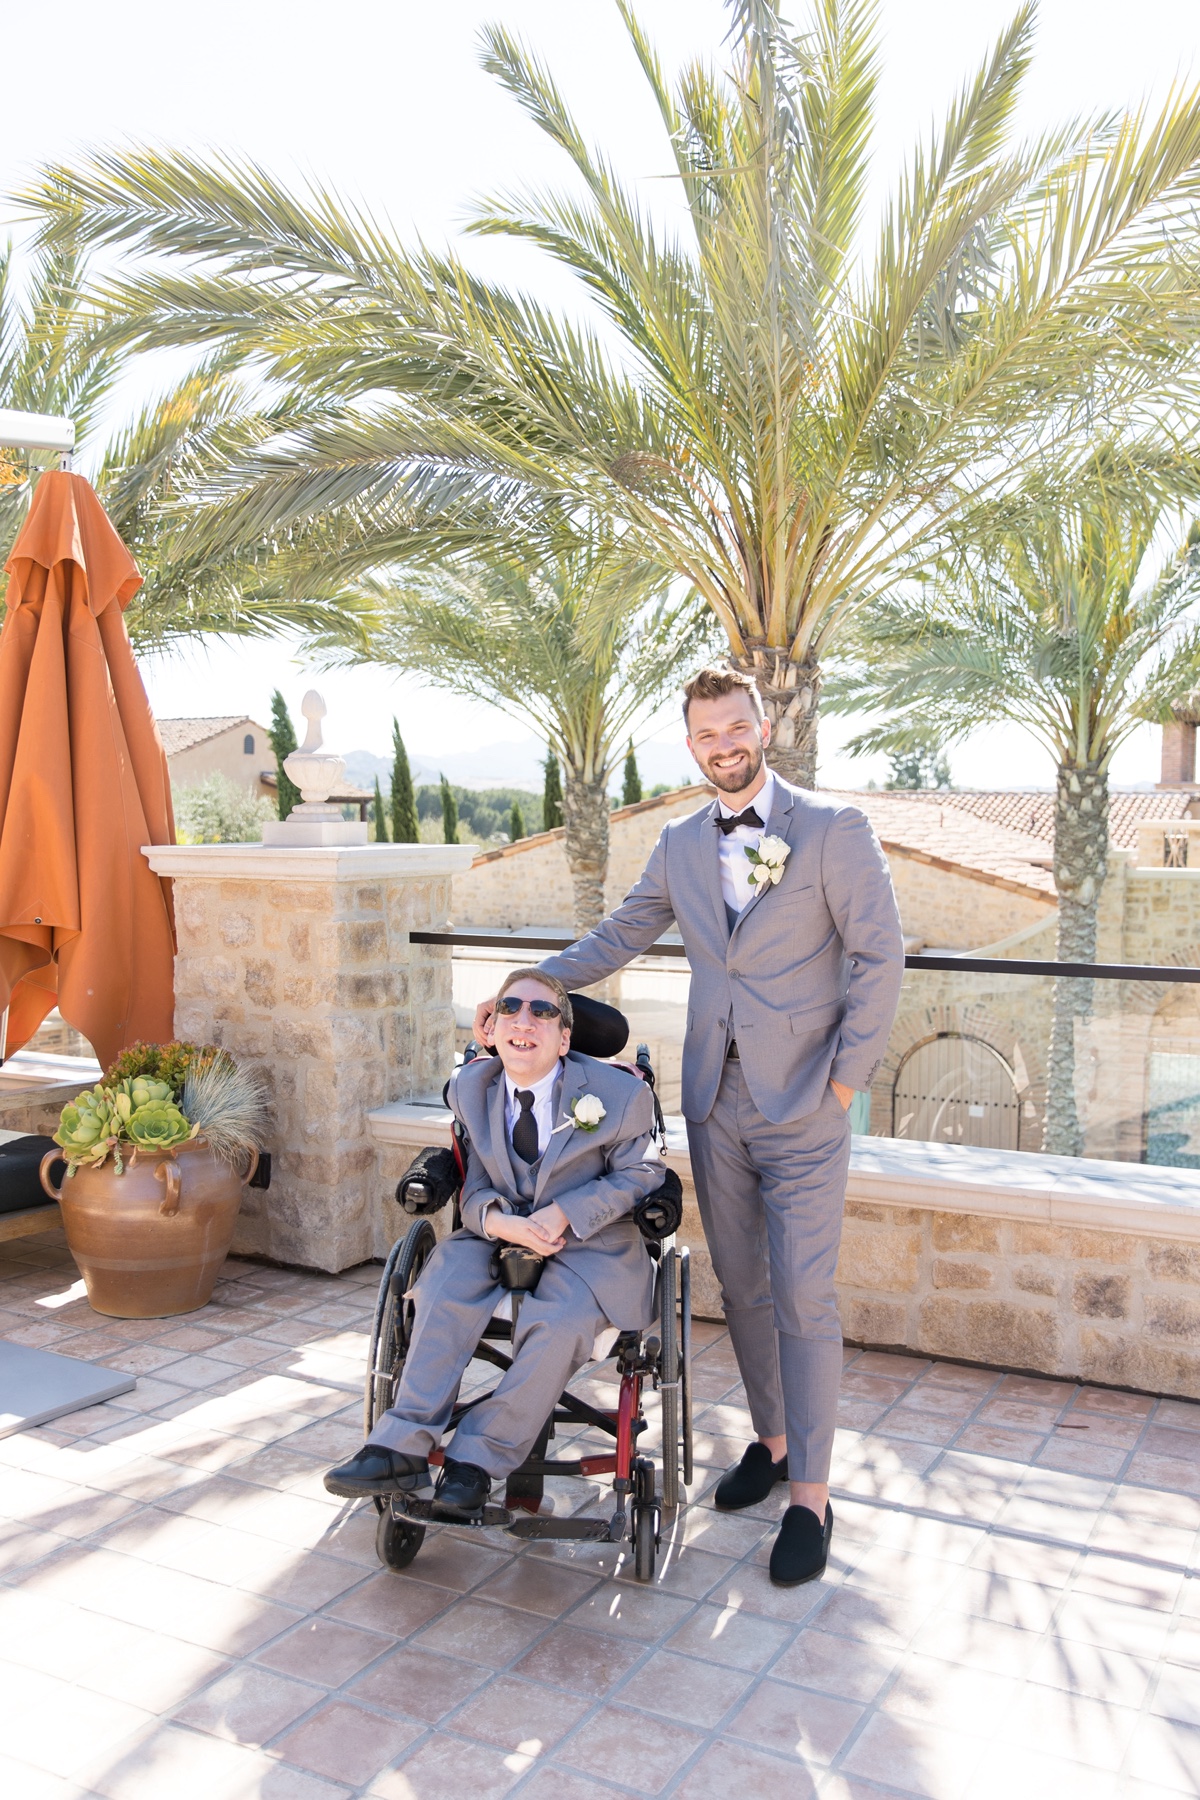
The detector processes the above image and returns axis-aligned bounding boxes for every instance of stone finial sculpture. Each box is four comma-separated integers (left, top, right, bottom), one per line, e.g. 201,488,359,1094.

262,690,369,846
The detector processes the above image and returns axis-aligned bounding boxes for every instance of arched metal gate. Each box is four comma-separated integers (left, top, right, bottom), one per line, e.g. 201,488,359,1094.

891,1032,1021,1150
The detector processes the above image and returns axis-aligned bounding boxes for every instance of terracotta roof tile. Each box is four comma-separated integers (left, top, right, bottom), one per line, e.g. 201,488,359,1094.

158,715,260,755
825,791,1057,898
882,786,1194,851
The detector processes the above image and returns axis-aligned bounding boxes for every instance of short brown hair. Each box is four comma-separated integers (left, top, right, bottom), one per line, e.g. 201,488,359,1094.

495,967,574,1032
681,665,765,728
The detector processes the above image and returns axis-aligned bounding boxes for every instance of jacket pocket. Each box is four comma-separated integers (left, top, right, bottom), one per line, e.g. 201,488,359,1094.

789,998,843,1035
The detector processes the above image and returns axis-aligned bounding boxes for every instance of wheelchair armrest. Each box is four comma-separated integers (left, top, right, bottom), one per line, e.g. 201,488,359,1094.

634,1167,683,1242
396,1145,461,1216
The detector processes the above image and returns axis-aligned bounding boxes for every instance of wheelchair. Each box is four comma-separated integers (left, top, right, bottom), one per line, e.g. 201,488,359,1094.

363,997,693,1584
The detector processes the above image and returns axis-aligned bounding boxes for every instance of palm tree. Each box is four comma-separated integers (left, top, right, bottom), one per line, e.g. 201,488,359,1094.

24,3,1200,779
828,446,1200,1154
353,530,711,931
0,234,371,655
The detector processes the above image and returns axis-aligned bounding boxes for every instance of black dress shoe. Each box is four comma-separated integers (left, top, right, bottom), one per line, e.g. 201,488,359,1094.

323,1446,428,1498
713,1440,790,1511
432,1457,492,1520
769,1503,833,1586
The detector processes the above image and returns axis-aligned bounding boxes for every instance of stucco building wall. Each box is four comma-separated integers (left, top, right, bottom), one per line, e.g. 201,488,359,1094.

167,721,274,800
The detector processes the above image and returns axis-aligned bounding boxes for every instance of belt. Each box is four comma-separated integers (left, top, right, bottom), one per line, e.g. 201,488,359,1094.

726,1039,740,1061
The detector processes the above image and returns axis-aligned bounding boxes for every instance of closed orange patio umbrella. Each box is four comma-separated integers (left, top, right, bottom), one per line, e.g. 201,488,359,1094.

0,468,176,1070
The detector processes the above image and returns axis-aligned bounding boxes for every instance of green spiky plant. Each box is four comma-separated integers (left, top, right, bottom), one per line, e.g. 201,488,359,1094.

24,2,1200,780
390,721,419,842
355,528,712,929
181,1056,268,1170
828,442,1200,1154
268,690,301,820
0,235,373,656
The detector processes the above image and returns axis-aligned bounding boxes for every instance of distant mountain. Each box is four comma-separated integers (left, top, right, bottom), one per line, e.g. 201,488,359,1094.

342,736,696,796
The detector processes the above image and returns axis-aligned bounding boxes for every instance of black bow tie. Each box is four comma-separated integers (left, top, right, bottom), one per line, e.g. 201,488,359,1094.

716,805,764,836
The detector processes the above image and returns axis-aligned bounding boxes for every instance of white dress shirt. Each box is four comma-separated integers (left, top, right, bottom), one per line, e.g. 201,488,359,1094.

505,1061,561,1160
716,769,775,915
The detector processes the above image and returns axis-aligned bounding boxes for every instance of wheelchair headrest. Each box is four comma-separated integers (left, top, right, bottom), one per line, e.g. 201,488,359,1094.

566,992,629,1059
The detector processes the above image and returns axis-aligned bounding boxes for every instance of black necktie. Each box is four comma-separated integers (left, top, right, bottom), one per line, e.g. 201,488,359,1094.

716,806,764,836
512,1090,540,1163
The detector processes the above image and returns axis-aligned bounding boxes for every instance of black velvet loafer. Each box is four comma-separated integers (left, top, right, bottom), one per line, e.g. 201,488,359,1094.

713,1440,790,1511
323,1446,428,1498
769,1503,833,1586
431,1457,492,1520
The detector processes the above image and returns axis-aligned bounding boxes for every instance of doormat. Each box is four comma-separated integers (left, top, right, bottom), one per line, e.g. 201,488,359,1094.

0,1340,135,1437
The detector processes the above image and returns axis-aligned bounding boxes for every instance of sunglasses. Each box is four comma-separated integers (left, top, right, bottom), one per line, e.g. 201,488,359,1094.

495,996,562,1021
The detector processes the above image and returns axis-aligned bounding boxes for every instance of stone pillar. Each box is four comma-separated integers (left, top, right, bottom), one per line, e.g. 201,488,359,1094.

142,843,475,1271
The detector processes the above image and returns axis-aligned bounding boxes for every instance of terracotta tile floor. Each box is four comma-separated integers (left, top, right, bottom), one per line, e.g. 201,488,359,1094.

3,1231,1200,1799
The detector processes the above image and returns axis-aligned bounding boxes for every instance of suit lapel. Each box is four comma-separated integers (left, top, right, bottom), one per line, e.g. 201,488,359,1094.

534,1057,585,1201
699,799,731,941
730,778,797,940
485,1061,518,1195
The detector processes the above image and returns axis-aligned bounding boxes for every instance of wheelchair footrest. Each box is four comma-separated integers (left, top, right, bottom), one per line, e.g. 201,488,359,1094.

392,1494,514,1530
506,1515,612,1541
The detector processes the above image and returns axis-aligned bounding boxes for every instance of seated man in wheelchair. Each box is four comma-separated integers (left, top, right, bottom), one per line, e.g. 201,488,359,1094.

325,967,664,1521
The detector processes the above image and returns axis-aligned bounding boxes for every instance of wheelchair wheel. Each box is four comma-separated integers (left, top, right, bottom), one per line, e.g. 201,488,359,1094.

658,1247,680,1511
376,1509,426,1571
365,1218,438,1438
632,1457,657,1582
679,1246,693,1488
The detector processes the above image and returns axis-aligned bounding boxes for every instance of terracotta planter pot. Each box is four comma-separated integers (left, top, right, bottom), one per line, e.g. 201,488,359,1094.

40,1138,259,1318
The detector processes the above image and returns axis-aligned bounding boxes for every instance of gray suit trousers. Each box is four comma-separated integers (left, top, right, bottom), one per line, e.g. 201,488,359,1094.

366,1235,606,1480
687,1061,851,1483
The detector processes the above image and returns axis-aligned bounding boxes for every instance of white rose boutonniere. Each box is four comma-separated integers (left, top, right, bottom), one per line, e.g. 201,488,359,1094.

570,1093,606,1132
746,833,791,891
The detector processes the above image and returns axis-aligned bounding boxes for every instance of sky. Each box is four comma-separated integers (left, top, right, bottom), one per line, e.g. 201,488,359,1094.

3,1,1199,789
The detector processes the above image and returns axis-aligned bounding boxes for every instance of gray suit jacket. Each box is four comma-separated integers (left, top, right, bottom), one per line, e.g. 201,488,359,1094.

446,1050,660,1329
539,778,904,1126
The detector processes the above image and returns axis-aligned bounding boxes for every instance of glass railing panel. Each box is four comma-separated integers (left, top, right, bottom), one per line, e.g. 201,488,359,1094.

422,930,1200,1164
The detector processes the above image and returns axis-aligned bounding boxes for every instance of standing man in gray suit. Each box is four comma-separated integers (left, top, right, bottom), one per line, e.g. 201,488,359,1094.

476,668,904,1584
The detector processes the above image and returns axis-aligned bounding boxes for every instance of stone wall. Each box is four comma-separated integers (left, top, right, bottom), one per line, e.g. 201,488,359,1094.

145,843,474,1272
837,1204,1200,1400
451,788,712,930
886,854,1052,951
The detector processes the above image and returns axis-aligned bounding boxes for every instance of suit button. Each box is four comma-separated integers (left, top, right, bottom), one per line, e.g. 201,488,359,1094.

729,968,740,979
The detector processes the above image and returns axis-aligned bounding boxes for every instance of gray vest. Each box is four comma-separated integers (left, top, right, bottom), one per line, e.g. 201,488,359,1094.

507,1068,561,1208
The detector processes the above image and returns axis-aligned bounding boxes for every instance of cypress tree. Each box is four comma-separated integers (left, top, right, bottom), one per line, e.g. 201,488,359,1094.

622,739,643,807
439,773,459,844
509,800,526,842
372,776,389,841
390,719,419,842
268,689,300,820
543,751,563,831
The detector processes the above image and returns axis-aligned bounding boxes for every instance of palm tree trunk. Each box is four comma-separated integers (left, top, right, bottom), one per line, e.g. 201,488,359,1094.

731,648,821,787
562,769,610,935
1043,762,1109,1157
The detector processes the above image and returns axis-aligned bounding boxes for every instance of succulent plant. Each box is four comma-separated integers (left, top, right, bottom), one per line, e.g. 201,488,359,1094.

53,1086,124,1172
125,1100,195,1154
58,1042,256,1175
103,1040,234,1094
120,1076,174,1110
